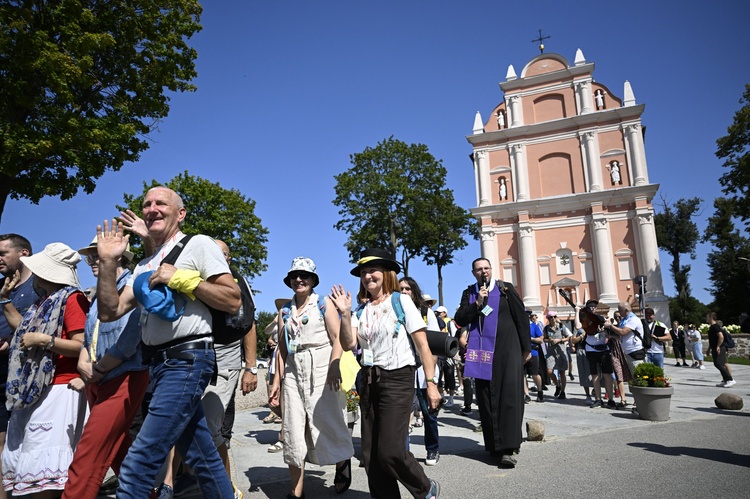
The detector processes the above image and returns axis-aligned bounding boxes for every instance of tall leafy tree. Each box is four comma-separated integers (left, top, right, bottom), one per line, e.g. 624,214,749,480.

119,171,269,282
702,197,750,322
333,136,449,275
410,190,478,305
255,310,277,358
716,84,750,228
654,196,701,322
0,0,202,222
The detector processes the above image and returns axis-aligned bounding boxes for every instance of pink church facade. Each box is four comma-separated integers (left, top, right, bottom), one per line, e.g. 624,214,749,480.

466,49,669,323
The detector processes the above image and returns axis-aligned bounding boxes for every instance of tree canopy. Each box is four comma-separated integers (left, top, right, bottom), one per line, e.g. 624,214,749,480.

332,136,477,295
716,83,750,228
119,171,269,282
702,197,750,323
0,0,202,222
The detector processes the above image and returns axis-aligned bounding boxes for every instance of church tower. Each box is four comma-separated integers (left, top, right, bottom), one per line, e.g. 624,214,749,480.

467,49,669,322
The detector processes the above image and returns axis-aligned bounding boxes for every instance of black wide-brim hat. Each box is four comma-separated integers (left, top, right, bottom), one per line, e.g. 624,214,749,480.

350,248,401,277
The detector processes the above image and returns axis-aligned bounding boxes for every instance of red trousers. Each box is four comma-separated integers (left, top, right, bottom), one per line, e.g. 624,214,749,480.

62,369,149,499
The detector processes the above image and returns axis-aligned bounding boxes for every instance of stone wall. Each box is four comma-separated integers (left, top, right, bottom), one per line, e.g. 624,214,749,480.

666,334,750,359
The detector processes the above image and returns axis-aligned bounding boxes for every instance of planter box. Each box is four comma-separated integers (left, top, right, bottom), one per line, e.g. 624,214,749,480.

631,385,674,421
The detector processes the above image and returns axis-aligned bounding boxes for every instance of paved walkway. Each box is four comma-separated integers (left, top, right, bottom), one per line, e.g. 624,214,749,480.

103,362,750,498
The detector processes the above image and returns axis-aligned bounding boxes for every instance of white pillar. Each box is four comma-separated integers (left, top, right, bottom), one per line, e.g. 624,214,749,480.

625,124,647,186
575,80,594,115
507,95,523,127
590,214,619,303
517,221,541,307
635,209,665,298
480,230,497,271
510,143,530,201
582,131,602,192
475,150,490,206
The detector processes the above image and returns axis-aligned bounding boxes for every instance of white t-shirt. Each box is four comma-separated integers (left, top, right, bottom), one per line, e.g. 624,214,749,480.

128,233,231,346
416,308,440,388
619,313,644,354
352,293,426,370
646,320,667,355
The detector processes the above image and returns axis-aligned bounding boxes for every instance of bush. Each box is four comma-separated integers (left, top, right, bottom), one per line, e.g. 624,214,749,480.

631,363,671,387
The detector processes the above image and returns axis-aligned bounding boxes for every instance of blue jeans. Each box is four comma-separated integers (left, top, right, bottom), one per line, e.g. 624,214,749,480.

646,352,664,368
116,344,233,498
417,388,439,453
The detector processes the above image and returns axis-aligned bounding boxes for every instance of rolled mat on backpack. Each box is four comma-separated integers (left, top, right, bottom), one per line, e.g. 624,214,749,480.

425,330,459,358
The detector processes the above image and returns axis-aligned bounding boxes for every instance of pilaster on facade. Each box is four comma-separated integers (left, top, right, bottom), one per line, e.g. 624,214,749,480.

509,143,530,201
590,214,619,303
517,220,541,307
578,131,603,192
507,95,523,127
634,207,665,298
574,79,594,115
480,229,498,271
475,150,491,206
623,123,648,186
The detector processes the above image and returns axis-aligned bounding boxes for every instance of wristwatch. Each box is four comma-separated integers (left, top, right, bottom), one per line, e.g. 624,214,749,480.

427,376,439,384
245,366,258,375
45,335,55,350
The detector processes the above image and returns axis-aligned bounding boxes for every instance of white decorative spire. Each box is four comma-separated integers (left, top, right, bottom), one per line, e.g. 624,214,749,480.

623,80,636,106
506,64,517,81
574,48,586,66
473,111,484,135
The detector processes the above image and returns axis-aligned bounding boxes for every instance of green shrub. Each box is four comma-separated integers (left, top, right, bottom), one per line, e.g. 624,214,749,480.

631,363,670,387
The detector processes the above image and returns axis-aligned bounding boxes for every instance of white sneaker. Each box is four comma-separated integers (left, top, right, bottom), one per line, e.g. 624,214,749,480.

699,365,705,370
724,380,736,387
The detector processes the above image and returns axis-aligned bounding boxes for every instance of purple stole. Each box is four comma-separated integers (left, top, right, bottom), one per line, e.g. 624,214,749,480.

464,283,501,381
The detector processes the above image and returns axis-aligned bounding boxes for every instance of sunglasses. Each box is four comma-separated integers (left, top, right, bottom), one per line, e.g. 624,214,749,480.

85,253,99,265
290,271,313,281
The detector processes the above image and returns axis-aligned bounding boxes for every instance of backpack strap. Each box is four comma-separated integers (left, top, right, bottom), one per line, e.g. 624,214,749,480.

161,234,196,266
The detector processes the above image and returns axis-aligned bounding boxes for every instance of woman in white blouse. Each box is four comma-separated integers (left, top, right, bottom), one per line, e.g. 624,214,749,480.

330,248,441,499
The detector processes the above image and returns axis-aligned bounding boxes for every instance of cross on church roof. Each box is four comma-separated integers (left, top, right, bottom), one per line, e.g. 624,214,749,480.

532,29,550,54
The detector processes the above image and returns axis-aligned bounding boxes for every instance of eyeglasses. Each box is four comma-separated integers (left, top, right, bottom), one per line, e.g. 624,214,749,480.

290,271,312,281
85,253,99,265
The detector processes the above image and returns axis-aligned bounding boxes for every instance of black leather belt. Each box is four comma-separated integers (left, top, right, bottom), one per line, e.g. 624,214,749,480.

155,340,213,361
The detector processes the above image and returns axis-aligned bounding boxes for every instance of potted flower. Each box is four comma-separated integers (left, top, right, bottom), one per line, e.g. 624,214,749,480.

630,363,674,421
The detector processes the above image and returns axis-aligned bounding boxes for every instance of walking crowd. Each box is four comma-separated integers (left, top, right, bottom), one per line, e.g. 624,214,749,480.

0,187,744,499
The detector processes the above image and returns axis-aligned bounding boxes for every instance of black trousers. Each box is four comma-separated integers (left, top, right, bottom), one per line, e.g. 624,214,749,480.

360,365,431,499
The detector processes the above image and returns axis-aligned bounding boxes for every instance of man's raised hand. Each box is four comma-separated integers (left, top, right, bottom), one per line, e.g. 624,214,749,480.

96,219,130,261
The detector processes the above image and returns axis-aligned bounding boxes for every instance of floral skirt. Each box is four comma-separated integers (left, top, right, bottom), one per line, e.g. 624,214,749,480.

2,384,88,495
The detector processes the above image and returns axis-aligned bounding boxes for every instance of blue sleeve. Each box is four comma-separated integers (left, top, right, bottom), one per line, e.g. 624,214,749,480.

106,309,142,361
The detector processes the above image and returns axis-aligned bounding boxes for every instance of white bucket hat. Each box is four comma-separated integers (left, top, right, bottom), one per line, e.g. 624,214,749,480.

78,236,134,262
21,242,81,288
422,294,436,307
283,257,319,288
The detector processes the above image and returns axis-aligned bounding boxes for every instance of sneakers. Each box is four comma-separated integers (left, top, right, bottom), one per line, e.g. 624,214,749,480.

461,406,472,415
724,380,736,387
699,365,705,370
100,475,119,495
155,483,174,499
173,474,198,497
589,399,602,408
425,451,440,466
414,416,424,427
445,396,454,407
607,399,617,409
557,391,566,400
427,479,440,499
233,483,243,499
524,394,532,404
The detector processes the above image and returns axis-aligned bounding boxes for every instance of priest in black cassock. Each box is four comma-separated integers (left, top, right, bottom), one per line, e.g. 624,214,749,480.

455,257,530,468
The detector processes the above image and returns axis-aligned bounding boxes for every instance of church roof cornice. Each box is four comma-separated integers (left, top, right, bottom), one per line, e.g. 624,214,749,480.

470,184,658,219
466,104,645,147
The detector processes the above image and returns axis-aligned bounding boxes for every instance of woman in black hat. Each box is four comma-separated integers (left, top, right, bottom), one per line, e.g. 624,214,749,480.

329,249,441,499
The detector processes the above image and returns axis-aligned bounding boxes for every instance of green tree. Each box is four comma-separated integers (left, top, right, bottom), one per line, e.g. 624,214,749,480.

702,197,750,323
654,196,701,322
667,295,707,328
119,171,269,282
0,0,202,222
333,136,455,275
410,191,478,305
716,84,750,228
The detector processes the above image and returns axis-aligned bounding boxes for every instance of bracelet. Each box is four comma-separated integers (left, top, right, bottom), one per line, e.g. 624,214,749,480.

0,299,11,305
45,335,55,350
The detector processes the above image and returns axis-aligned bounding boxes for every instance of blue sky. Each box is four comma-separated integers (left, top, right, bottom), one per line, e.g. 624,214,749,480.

2,0,748,315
